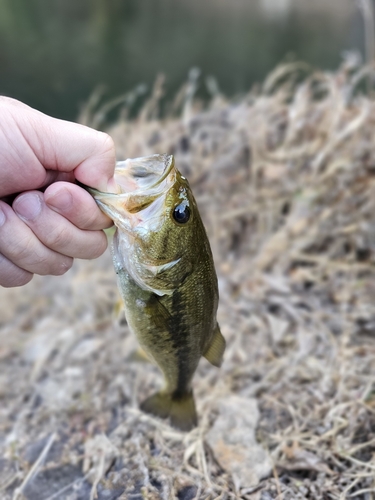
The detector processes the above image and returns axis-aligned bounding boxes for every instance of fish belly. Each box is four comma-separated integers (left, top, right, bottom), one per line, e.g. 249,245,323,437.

116,267,200,430
117,269,176,383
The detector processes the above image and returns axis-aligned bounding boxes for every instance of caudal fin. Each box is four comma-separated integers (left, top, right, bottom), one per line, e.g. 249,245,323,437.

140,390,197,431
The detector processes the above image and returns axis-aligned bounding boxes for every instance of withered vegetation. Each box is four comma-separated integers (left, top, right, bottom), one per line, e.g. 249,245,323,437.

1,57,375,499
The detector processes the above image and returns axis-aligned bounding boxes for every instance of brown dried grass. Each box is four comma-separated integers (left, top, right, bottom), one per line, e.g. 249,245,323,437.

2,56,375,498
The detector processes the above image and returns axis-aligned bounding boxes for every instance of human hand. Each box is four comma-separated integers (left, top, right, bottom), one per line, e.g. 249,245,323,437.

0,97,116,287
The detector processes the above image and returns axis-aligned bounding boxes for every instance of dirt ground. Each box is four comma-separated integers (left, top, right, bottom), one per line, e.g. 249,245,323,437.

2,58,375,499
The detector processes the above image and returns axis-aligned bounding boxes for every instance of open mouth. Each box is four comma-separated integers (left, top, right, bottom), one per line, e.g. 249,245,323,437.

88,154,176,226
113,154,175,195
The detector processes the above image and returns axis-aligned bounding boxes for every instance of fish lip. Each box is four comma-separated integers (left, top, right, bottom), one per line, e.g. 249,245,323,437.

94,199,123,226
148,154,174,189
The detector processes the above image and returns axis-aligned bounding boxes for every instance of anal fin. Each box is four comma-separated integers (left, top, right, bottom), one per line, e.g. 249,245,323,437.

128,347,152,363
203,324,226,367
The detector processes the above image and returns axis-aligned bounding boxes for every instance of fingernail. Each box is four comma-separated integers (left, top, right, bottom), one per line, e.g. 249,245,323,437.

14,193,42,221
45,187,73,212
0,207,5,227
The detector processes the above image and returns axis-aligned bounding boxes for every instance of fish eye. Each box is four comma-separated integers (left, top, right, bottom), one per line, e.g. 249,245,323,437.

173,202,190,224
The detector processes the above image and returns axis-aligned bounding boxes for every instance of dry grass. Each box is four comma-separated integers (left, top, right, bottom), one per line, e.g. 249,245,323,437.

2,56,375,499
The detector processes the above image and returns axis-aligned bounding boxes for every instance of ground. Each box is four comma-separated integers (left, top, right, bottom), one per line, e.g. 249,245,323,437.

1,59,375,499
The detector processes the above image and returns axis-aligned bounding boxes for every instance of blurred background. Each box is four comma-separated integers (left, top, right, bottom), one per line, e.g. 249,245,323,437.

0,0,367,121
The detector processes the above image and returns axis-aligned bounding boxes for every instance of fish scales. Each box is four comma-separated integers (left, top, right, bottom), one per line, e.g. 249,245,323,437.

89,154,225,430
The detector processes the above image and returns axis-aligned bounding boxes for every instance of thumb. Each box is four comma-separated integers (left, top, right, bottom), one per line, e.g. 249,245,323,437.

3,97,116,192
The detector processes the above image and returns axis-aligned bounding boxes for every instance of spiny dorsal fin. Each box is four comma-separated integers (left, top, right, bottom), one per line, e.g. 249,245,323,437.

203,324,226,367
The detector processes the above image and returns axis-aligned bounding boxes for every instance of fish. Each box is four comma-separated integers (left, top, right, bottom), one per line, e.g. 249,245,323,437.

88,154,225,431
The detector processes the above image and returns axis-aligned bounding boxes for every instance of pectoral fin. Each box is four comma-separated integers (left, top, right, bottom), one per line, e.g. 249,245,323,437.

203,324,226,367
145,294,171,330
113,297,124,320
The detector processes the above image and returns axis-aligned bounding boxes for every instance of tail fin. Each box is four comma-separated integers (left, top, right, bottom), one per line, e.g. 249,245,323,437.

140,390,197,431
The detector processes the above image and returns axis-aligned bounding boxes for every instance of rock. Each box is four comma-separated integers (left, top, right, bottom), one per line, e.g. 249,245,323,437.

205,395,272,487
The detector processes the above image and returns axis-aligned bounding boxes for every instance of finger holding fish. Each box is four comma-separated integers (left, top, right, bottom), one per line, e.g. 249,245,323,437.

12,190,108,259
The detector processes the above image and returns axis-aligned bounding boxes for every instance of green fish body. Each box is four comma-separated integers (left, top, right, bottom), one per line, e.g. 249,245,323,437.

90,154,225,430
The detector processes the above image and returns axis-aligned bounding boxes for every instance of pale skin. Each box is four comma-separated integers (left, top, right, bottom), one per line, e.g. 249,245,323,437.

0,96,117,288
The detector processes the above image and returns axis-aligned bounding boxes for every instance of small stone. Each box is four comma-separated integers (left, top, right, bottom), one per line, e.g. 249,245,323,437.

177,485,197,500
206,395,272,488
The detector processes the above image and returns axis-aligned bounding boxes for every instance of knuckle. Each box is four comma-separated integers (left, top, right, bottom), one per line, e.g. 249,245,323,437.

79,209,98,230
10,235,36,263
99,132,115,154
44,225,70,250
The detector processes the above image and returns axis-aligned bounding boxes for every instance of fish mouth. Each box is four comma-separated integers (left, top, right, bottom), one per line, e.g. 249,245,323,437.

88,154,175,228
114,154,175,194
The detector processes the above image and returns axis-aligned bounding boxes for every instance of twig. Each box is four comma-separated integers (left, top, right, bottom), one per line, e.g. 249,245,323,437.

0,473,21,492
13,433,56,500
90,452,106,500
273,464,283,499
44,472,91,500
339,477,360,500
349,487,375,497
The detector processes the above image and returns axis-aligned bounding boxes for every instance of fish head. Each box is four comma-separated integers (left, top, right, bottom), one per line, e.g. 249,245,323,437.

91,154,206,295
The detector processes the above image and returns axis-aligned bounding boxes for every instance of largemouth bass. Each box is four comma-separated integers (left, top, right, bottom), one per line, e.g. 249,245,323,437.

89,154,225,431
